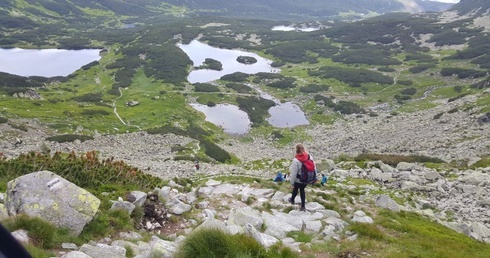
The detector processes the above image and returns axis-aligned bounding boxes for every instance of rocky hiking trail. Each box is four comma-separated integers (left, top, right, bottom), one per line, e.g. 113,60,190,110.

3,154,490,257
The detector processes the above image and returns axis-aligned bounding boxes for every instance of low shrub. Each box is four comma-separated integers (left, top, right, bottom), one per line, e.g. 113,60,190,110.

300,84,330,93
409,64,435,74
448,108,458,113
236,56,257,64
200,139,232,163
286,231,314,243
46,134,94,143
355,153,445,166
448,93,469,103
0,150,163,193
0,117,8,123
433,112,444,119
2,214,72,249
8,123,28,132
348,222,386,240
72,93,103,103
225,83,251,93
378,67,396,72
175,228,298,258
400,87,417,95
81,109,111,116
220,72,249,82
194,83,220,92
454,85,463,93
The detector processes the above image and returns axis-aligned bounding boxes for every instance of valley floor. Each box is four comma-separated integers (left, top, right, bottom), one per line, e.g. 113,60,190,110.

1,93,489,180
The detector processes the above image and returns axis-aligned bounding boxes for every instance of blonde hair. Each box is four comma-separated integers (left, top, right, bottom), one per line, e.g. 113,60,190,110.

295,143,306,154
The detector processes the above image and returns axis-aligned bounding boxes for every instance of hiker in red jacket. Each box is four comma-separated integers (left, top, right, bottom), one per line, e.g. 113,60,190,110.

288,143,314,212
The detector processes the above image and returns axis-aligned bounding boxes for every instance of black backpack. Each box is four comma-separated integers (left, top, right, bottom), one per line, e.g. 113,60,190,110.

297,154,317,184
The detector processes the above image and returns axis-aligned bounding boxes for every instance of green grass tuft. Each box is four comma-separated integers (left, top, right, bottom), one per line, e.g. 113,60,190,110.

175,228,298,258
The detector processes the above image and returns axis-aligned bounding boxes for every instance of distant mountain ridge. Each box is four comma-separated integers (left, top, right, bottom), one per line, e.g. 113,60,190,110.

0,0,454,25
450,0,490,16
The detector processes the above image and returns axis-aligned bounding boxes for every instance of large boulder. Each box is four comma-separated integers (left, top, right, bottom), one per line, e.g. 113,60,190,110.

5,171,100,235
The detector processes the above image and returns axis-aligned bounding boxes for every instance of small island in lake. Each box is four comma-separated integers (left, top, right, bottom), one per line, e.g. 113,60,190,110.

197,58,223,71
236,55,257,65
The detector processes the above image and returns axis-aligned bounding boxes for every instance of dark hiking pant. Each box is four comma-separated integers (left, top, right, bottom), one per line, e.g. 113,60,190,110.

291,182,306,208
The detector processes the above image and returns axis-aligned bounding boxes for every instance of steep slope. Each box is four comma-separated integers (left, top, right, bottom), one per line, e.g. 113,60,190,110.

450,0,490,16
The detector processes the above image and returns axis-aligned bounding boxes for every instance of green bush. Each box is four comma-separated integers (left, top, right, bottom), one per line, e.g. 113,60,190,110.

194,83,220,92
267,77,296,89
72,93,103,103
453,85,463,93
433,112,444,119
355,153,445,166
0,151,163,193
175,228,298,258
220,72,249,82
409,63,436,74
378,67,396,72
448,93,469,103
0,117,7,123
400,87,417,95
46,134,94,143
200,139,232,163
198,58,223,71
309,66,392,87
440,68,487,79
225,83,251,93
2,214,72,249
8,123,28,132
236,56,257,64
300,84,330,93
79,209,133,241
81,109,111,116
333,101,365,115
348,222,386,240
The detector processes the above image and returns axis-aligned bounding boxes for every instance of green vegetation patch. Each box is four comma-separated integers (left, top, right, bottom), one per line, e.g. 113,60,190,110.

0,151,163,193
175,228,298,258
471,155,490,169
193,83,220,92
197,58,223,71
147,125,234,163
2,214,72,249
355,153,445,166
236,55,257,64
300,83,330,93
46,134,94,143
309,66,393,87
375,210,490,257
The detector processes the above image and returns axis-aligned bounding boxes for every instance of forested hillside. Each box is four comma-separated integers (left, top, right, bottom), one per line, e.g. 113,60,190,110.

450,0,490,16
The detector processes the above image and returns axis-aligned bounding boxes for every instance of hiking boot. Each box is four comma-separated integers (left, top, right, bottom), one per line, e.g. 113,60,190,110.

288,197,294,205
300,207,306,212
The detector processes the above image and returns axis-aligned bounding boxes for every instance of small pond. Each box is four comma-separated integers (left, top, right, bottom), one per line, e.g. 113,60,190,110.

177,40,278,84
271,26,319,32
0,48,101,77
190,103,251,135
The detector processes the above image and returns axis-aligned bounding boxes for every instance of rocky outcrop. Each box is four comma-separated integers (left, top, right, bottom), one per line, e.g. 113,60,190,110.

332,161,490,243
5,171,100,235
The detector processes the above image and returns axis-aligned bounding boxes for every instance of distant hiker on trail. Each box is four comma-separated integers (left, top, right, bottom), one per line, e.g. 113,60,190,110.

195,160,200,171
273,171,285,182
289,143,315,212
321,174,328,186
